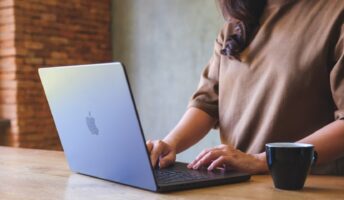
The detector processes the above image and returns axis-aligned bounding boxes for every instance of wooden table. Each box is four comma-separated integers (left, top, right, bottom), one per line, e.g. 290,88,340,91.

1,147,343,200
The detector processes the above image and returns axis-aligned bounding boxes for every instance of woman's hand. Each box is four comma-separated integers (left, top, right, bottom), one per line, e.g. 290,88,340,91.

146,140,176,168
187,144,268,174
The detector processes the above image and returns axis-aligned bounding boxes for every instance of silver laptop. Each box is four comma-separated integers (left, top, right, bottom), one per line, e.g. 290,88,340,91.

39,62,250,192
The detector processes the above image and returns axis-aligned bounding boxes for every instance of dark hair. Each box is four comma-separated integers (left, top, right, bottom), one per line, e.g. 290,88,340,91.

217,0,267,59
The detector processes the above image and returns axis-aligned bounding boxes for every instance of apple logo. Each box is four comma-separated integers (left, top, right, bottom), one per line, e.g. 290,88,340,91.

86,112,99,135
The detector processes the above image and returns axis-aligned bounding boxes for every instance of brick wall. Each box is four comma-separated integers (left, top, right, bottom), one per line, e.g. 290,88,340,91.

0,0,16,146
0,0,112,150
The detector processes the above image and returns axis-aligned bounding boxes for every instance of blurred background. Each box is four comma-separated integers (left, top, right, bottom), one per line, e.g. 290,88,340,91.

0,0,223,162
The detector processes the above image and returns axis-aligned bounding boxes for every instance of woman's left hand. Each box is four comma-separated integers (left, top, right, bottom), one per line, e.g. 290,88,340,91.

187,144,268,174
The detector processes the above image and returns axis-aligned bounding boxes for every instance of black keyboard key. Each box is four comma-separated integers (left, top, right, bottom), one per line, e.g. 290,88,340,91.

155,165,226,184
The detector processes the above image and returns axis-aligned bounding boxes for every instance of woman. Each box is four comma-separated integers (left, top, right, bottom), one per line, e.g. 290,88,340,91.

146,0,344,175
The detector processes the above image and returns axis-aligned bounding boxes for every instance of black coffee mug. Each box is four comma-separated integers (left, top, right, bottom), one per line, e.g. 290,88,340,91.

265,143,317,190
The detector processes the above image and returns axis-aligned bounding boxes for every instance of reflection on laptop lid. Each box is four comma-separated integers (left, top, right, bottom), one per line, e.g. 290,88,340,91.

39,62,250,192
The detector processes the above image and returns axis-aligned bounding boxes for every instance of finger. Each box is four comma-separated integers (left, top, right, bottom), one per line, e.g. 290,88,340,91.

188,146,223,169
150,141,165,168
193,150,223,169
207,156,227,171
187,148,213,169
160,142,171,157
158,143,175,168
146,140,153,153
159,152,176,168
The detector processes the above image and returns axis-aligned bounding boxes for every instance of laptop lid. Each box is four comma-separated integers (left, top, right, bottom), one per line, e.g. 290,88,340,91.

39,62,158,191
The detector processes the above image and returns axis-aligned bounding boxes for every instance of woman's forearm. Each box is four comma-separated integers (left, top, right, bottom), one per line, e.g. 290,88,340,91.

224,120,344,174
298,120,344,164
163,107,217,153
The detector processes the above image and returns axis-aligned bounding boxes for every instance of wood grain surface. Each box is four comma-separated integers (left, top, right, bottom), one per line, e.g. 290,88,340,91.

0,146,343,200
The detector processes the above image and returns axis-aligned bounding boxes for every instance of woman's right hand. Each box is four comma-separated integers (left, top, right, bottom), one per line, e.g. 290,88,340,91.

146,140,176,169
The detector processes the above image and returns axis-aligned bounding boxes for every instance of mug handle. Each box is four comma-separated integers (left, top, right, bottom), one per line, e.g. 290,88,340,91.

312,150,318,167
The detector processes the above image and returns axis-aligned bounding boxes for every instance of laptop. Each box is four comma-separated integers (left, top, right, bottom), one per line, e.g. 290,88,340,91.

38,62,250,192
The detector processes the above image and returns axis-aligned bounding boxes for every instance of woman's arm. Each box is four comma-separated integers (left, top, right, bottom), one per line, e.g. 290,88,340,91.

298,120,344,164
260,120,344,167
146,107,216,168
189,120,344,174
164,107,217,153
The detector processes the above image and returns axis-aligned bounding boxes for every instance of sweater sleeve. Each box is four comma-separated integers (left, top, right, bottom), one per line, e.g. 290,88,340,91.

187,24,227,122
330,23,344,120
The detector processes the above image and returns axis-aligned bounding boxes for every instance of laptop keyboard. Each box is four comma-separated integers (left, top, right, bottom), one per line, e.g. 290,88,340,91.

155,163,225,184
